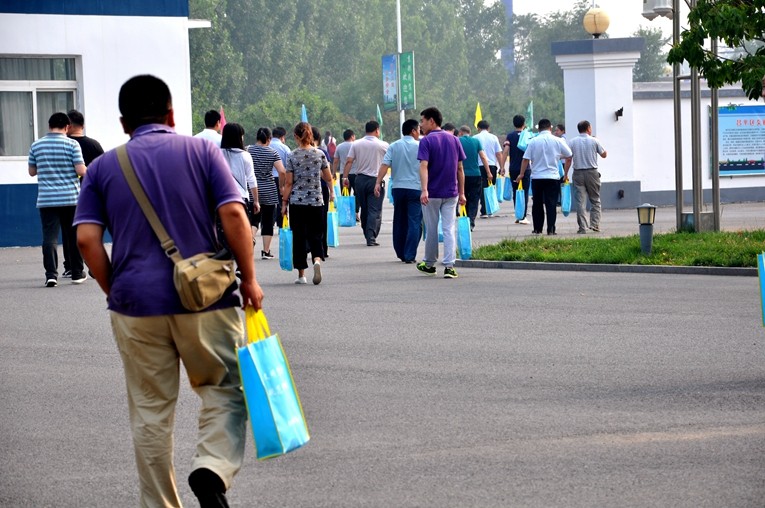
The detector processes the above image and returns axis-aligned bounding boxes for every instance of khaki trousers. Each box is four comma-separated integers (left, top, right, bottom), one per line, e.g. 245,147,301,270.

110,307,246,508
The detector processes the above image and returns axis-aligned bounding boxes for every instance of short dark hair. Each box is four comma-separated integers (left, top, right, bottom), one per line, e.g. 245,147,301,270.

204,110,221,128
311,125,322,146
48,112,71,129
272,126,286,138
556,123,566,133
512,115,525,129
442,122,456,133
477,120,489,130
577,120,591,133
365,121,379,133
221,123,245,150
67,109,84,127
402,119,419,136
342,129,354,141
538,118,552,131
458,125,471,135
119,75,172,131
420,107,442,127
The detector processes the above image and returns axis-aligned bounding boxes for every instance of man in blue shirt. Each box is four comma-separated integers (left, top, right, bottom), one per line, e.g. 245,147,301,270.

375,119,421,263
28,112,87,287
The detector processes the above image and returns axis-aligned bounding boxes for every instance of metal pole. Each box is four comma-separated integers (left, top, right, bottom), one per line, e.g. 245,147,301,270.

710,38,721,231
690,0,703,232
672,0,683,231
396,0,405,130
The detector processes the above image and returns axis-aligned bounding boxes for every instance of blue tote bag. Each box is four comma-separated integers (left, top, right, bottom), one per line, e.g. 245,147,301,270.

279,216,293,272
560,182,572,217
386,178,394,204
337,188,356,227
238,307,310,460
517,128,532,151
503,175,514,201
483,183,500,216
515,180,526,221
456,205,472,260
495,176,505,203
327,201,340,247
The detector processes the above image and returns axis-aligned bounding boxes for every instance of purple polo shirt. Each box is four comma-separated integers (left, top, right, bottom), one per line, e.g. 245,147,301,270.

74,124,243,316
417,129,466,198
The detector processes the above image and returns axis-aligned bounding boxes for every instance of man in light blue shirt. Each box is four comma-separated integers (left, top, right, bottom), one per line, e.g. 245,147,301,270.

374,119,421,263
517,118,572,235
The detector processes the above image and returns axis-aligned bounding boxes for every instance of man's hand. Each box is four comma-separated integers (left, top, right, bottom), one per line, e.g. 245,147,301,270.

420,190,429,205
374,183,382,198
239,280,264,310
458,193,467,206
515,173,524,183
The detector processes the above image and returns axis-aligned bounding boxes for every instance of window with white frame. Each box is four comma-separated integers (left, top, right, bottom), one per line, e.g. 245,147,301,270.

0,57,77,156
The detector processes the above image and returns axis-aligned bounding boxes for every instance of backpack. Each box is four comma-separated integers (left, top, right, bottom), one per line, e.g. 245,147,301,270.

327,137,337,159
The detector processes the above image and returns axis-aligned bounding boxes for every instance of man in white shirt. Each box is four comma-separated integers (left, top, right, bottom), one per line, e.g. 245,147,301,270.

342,121,389,246
194,110,222,146
473,120,501,217
517,118,572,235
566,120,607,233
270,126,291,228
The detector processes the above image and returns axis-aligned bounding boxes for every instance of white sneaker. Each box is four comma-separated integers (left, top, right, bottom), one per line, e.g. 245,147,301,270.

312,261,322,285
519,218,530,225
294,276,307,285
71,273,88,285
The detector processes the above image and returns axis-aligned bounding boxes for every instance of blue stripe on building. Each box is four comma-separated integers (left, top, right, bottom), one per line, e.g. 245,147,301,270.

0,0,188,17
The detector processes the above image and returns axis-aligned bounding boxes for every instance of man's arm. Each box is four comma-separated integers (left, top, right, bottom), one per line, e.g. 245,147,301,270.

494,151,504,175
342,157,354,186
28,165,37,177
478,150,491,180
419,160,429,205
457,161,466,206
75,163,87,177
517,159,530,182
331,157,339,180
374,163,390,198
219,202,263,310
77,223,112,296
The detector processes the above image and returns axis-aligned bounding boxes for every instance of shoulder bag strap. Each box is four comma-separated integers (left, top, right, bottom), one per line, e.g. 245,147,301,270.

115,144,184,264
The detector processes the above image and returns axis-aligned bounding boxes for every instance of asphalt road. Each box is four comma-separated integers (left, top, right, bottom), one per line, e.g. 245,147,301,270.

1,202,763,507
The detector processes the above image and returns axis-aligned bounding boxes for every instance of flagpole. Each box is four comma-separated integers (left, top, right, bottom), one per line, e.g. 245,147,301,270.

396,0,404,132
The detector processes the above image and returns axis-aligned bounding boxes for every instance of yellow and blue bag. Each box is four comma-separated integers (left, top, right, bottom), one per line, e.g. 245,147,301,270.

337,187,356,227
515,180,526,221
561,182,572,217
484,182,500,216
456,205,472,260
238,307,310,460
279,216,293,272
327,201,340,248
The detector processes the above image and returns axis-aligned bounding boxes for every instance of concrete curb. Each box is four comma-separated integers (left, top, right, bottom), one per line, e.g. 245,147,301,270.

455,259,757,277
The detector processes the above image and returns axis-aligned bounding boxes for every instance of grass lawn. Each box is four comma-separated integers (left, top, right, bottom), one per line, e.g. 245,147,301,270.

472,230,765,268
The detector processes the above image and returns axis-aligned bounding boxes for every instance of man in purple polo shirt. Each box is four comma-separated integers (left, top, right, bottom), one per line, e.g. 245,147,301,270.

416,106,466,279
75,75,263,508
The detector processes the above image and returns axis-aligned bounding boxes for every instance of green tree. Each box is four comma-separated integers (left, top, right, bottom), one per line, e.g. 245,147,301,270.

188,0,245,130
633,27,669,82
667,0,765,99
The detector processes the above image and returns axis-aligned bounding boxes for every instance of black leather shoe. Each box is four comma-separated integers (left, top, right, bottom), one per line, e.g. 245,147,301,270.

189,468,229,508
366,240,380,246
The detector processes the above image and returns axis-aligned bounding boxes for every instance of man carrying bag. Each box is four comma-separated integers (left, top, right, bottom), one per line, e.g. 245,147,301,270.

75,75,264,508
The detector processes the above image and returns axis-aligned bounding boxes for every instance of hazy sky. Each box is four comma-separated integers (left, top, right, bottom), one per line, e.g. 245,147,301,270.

512,0,676,39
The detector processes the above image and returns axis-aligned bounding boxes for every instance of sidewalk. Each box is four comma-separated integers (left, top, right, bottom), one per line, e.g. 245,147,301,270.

456,200,764,275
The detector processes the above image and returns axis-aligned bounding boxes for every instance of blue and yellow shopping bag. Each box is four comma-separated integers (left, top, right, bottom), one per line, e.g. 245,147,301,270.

327,201,340,248
514,180,526,221
279,216,293,272
337,188,356,227
483,182,500,216
386,178,394,204
495,176,505,203
238,307,310,460
456,205,472,260
560,182,572,217
333,179,341,203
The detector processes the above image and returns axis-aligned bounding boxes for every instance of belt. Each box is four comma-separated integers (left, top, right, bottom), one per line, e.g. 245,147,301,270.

575,167,597,171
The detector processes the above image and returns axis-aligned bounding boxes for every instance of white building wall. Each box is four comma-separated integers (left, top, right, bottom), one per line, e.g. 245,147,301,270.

0,12,193,185
633,82,765,197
